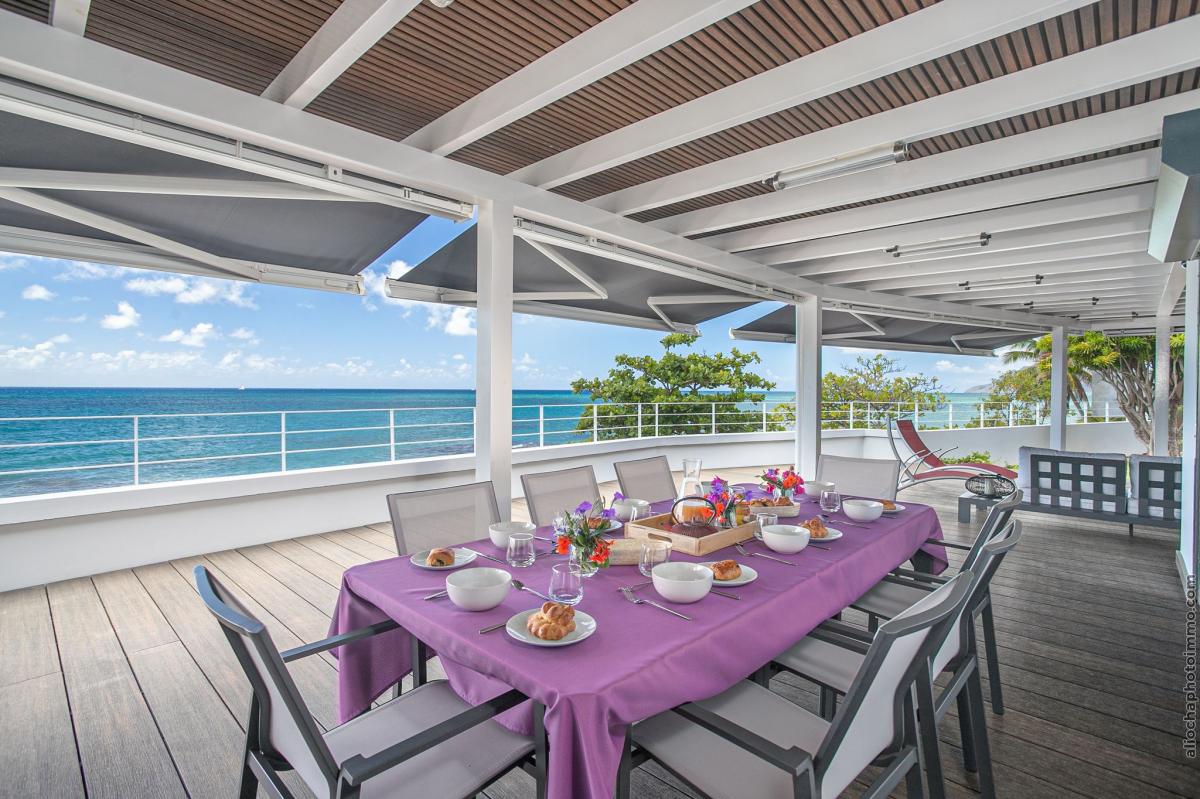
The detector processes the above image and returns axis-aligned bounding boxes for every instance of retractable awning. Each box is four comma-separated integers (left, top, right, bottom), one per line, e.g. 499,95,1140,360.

0,110,434,293
389,224,763,332
730,305,1040,356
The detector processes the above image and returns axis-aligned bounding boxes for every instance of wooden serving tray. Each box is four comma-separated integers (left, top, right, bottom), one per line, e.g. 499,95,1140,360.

623,512,758,556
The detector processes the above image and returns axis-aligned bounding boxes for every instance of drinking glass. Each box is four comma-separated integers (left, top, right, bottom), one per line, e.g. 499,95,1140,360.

819,486,842,514
638,540,671,577
753,512,777,540
506,533,536,567
549,562,583,606
552,512,566,534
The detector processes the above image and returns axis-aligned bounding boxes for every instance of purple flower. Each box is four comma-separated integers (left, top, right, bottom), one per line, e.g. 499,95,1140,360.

574,500,593,515
600,507,616,520
612,491,624,502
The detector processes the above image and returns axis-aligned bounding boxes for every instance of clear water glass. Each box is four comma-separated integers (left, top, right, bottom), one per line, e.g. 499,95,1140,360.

638,540,671,577
819,486,842,514
506,532,536,567
549,562,583,606
552,512,566,534
753,512,777,540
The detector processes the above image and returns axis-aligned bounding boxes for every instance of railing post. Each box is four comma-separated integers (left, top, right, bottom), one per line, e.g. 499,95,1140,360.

592,404,599,442
1104,401,1110,422
762,401,768,432
132,415,140,485
538,404,545,448
711,403,717,434
913,400,919,430
280,412,287,471
948,403,954,429
389,409,396,461
849,401,855,430
654,403,660,437
637,403,643,438
979,403,985,429
1009,402,1016,428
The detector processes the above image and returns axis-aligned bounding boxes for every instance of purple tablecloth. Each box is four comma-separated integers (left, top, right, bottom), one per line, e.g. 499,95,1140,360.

330,487,946,799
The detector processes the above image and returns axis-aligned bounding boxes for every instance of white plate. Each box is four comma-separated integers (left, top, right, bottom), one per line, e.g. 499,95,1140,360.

505,608,597,647
808,528,843,542
700,562,758,587
881,503,906,514
749,504,802,518
410,548,477,571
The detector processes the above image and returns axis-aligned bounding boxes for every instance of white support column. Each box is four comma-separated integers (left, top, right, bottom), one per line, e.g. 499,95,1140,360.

475,199,514,518
1179,260,1198,588
1153,314,1174,455
1049,325,1069,450
794,296,822,478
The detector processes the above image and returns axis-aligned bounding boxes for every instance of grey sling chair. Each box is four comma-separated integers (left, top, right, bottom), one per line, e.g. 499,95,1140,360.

520,464,601,527
194,565,539,799
853,488,1023,715
386,480,501,556
621,571,974,799
772,519,1023,799
613,455,678,503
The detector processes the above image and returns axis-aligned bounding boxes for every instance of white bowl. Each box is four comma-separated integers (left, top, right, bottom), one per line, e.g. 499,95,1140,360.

489,521,535,549
842,499,884,523
445,567,511,611
612,498,651,522
761,524,810,554
806,481,835,498
651,561,713,604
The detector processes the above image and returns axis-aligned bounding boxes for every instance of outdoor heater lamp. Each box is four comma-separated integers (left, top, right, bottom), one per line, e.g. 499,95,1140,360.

766,142,908,191
889,232,992,258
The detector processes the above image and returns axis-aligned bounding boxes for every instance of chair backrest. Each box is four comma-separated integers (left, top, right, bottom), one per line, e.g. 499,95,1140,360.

960,488,1023,573
893,419,939,466
520,465,601,527
816,571,973,799
815,454,901,501
194,566,337,798
1130,454,1183,520
1017,446,1127,514
386,481,501,556
613,455,677,503
932,519,1021,675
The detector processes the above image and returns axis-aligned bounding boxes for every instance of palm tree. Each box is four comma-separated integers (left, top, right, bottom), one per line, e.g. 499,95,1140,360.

1001,336,1089,417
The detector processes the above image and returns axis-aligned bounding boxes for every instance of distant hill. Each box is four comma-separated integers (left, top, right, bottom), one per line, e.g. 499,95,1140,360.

964,383,991,394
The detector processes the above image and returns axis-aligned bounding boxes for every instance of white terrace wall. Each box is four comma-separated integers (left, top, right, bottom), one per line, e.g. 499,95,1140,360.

0,423,1136,591
860,421,1145,465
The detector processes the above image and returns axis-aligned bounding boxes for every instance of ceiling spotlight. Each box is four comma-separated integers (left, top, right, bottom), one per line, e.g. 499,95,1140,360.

959,273,1042,291
428,0,454,7
892,232,991,258
766,142,907,191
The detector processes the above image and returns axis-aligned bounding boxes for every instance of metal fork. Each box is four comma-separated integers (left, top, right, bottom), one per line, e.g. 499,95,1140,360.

819,513,870,530
619,586,690,620
460,547,508,565
735,542,794,566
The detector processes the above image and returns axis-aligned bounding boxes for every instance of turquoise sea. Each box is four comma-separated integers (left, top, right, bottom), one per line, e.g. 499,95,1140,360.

0,387,984,498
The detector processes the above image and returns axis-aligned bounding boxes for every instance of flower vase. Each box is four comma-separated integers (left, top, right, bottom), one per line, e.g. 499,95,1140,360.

781,488,795,501
569,543,601,577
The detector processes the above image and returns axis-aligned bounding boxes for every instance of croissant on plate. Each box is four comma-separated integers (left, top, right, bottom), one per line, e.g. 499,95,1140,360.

426,547,455,567
708,560,742,581
525,602,577,640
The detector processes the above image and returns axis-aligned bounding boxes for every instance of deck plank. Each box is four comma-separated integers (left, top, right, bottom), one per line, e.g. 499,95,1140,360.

0,673,86,799
0,585,60,686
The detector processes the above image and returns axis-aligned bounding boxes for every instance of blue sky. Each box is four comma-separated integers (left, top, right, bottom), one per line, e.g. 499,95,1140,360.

0,216,1007,392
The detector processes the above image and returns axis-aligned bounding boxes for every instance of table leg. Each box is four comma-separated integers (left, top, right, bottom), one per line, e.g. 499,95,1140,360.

411,637,427,688
617,726,632,799
910,549,936,574
958,495,972,523
533,700,548,799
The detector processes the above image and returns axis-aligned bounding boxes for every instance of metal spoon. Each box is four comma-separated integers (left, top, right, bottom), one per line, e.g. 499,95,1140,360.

819,513,870,530
734,542,794,566
619,586,690,620
422,589,448,601
461,547,508,565
510,579,553,603
479,621,506,634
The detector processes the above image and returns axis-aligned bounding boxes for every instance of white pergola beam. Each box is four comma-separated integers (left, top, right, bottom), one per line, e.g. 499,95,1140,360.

511,0,1092,189
405,0,756,156
475,198,514,515
0,11,1083,333
914,271,1171,303
788,213,1151,279
749,186,1155,264
599,17,1200,218
1049,326,1068,449
656,90,1199,237
794,297,821,478
1179,260,1198,584
261,0,420,108
0,167,353,200
49,0,89,35
704,150,1160,254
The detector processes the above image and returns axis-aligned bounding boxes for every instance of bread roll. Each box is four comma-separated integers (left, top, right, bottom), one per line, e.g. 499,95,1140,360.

426,547,455,567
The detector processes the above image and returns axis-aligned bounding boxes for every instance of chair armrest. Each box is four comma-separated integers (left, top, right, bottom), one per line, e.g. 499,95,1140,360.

926,537,970,551
671,702,813,778
281,619,400,663
339,688,527,786
809,622,871,655
891,568,949,585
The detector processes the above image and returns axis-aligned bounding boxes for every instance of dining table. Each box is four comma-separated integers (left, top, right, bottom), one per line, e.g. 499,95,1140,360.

329,484,948,799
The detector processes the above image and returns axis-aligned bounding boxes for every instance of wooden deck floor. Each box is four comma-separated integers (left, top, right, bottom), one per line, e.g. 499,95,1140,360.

2,469,1195,799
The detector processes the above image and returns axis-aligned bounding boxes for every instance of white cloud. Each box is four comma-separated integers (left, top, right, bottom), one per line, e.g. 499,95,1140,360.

45,314,87,323
451,353,465,360
88,349,200,371
361,260,415,313
229,327,257,341
124,276,257,308
0,333,71,369
429,306,476,336
54,261,130,281
100,301,141,330
22,284,56,301
159,322,216,348
0,254,28,271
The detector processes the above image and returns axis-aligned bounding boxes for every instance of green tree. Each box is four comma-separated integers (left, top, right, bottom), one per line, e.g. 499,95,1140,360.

769,354,946,430
1003,331,1186,454
980,365,1049,427
570,332,774,439
1000,337,1089,417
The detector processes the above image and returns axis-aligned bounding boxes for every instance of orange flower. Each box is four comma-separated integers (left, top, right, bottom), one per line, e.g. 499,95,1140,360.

782,475,797,489
589,539,611,564
555,535,570,555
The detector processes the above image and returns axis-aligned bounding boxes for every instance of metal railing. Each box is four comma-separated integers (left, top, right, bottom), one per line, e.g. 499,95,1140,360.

0,399,1126,498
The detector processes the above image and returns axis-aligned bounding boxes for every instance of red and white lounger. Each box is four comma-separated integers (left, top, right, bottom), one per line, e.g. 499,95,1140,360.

889,418,1018,492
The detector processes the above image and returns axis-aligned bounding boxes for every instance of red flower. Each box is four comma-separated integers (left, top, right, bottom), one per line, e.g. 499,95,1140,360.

589,539,612,564
555,535,570,555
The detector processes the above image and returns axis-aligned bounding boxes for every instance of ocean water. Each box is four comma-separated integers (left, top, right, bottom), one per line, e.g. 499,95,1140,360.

0,387,984,498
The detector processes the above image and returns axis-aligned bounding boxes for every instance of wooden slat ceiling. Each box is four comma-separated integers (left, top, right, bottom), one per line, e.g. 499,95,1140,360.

690,141,1161,239
0,0,47,22
306,0,633,142
635,65,1200,226
554,0,1199,207
448,0,933,174
83,0,339,95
